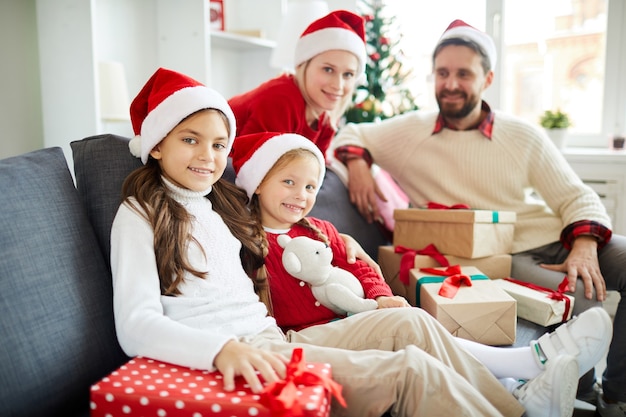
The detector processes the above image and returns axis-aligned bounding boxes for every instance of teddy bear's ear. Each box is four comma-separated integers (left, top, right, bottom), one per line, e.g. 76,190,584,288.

282,251,302,274
277,234,291,248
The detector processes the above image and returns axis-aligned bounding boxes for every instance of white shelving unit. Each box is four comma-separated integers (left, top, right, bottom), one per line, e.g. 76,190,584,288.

210,31,276,50
563,148,626,235
209,30,279,99
33,0,356,165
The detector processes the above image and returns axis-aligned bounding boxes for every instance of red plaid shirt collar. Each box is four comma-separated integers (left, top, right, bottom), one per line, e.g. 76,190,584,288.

433,100,494,139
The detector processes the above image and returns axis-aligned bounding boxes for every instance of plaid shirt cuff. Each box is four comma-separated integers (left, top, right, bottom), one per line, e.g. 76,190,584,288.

560,220,612,250
334,145,373,166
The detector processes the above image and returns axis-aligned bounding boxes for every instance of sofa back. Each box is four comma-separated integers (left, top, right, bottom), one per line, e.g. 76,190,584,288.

0,148,128,417
70,134,389,260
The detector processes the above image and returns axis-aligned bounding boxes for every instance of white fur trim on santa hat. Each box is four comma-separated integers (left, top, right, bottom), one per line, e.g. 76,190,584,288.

235,134,326,200
137,85,236,164
438,25,497,70
294,27,367,76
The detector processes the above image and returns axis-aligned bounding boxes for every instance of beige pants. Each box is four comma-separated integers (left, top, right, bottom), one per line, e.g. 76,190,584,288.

246,308,524,417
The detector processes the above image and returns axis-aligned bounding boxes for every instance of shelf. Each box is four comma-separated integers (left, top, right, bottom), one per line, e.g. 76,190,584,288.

210,31,276,51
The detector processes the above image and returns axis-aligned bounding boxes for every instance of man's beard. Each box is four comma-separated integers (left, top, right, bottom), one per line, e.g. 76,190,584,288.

436,90,479,119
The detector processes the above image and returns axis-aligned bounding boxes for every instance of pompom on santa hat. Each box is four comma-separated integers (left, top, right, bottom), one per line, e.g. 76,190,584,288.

436,19,497,70
294,9,367,77
129,67,236,164
231,132,326,200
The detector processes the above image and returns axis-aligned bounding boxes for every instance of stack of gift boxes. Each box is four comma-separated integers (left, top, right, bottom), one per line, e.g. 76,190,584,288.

379,207,574,347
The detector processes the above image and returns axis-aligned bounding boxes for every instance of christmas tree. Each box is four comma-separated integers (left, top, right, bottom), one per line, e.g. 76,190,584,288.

343,0,418,124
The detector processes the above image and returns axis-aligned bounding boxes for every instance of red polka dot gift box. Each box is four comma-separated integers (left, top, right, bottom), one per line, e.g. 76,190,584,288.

90,348,344,417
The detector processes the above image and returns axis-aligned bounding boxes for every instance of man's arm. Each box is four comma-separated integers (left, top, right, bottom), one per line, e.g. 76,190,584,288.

334,146,386,222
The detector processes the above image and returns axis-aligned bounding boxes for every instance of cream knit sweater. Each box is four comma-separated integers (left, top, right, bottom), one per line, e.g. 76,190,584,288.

332,110,611,253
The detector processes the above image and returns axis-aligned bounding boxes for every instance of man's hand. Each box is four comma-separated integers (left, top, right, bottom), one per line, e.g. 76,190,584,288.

214,340,288,393
346,158,386,223
340,233,383,276
540,236,606,301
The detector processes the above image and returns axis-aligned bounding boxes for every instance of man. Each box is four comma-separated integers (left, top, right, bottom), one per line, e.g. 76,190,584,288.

333,19,625,416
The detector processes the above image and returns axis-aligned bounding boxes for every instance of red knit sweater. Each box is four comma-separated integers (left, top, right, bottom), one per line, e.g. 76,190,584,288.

228,74,336,157
264,217,393,331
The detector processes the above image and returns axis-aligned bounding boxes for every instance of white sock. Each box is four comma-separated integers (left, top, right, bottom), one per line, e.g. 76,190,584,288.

454,336,544,380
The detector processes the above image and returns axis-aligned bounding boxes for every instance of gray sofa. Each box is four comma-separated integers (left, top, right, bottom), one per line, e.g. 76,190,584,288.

0,134,389,417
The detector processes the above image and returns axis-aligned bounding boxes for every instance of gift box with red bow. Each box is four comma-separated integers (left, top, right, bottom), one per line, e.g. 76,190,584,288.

412,265,517,346
378,245,512,303
393,206,516,258
90,348,343,417
493,277,575,326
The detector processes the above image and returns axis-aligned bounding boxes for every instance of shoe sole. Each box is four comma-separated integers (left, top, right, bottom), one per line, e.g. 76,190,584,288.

551,355,578,417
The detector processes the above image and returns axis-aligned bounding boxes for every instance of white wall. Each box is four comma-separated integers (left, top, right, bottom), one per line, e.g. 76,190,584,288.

0,0,43,159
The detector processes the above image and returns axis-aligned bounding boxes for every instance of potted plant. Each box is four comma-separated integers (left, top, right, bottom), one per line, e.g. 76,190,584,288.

540,109,571,150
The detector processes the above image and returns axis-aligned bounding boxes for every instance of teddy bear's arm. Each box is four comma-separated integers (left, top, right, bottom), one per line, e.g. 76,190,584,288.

324,283,379,314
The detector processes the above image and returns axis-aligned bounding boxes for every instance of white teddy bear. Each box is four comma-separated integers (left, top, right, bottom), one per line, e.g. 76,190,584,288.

277,234,379,316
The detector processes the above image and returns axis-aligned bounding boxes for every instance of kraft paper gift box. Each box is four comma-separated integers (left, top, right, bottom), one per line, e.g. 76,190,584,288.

91,348,342,417
378,245,512,302
411,266,517,346
493,277,575,327
393,208,516,258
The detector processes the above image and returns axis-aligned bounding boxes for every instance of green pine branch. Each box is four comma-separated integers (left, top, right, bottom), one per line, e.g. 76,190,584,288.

344,0,418,124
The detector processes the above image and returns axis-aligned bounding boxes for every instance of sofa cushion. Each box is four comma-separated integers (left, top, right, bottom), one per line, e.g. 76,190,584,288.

0,147,128,417
71,134,142,265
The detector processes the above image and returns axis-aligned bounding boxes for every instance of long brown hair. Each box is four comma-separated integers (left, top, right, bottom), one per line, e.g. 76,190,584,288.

120,109,271,309
248,149,329,315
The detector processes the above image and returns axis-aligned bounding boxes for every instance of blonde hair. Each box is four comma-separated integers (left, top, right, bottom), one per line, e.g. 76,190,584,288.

294,60,355,130
248,149,329,316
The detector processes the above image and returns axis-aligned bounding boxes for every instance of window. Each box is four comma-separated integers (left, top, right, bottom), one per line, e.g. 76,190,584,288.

387,0,626,148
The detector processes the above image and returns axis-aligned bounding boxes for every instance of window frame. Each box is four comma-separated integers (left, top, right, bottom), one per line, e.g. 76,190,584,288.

485,0,626,148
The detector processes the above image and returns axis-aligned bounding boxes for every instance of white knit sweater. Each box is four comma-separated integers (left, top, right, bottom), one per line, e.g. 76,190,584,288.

332,110,611,253
110,179,276,371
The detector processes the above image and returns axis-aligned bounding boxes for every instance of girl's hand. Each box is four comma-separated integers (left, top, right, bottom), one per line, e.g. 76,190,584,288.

214,340,289,393
376,295,411,308
340,233,383,276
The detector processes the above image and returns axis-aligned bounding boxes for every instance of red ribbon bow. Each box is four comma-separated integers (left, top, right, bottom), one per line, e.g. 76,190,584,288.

419,265,472,299
260,348,346,416
504,277,572,322
426,202,471,210
394,244,450,285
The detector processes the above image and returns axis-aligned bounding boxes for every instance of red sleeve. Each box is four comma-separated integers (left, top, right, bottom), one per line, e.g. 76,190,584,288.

334,145,374,166
560,220,612,250
308,218,393,299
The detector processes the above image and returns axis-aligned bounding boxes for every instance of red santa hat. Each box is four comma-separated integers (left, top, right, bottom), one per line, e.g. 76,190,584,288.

128,67,236,164
294,10,367,77
436,19,497,70
231,132,326,200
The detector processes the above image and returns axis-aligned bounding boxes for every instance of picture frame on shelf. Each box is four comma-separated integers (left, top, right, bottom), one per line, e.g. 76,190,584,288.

209,0,224,31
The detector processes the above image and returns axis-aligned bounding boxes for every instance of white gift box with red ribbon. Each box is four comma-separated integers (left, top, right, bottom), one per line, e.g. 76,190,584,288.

493,277,574,326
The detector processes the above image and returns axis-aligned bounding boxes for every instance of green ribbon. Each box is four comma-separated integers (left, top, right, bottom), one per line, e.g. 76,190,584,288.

415,274,488,307
492,211,499,223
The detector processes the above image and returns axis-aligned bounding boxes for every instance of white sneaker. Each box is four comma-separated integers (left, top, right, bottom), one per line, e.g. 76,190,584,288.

531,306,612,377
513,354,578,417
